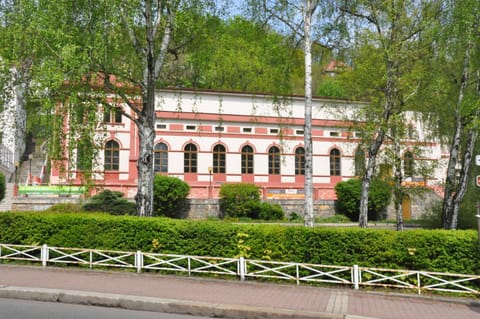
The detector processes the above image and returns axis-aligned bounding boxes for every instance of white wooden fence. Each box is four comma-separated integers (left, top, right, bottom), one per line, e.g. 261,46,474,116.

1,243,479,295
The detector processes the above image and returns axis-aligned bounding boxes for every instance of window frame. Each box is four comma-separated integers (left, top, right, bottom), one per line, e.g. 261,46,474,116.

329,148,341,176
241,145,254,174
295,147,305,175
184,143,198,173
104,140,120,171
154,142,168,173
213,144,226,173
268,146,281,175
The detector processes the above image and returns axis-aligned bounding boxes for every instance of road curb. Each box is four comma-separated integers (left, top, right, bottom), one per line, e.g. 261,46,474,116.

0,286,345,319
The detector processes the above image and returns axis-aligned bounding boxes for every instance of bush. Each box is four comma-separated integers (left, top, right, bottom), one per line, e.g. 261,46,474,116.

0,171,5,202
153,175,190,218
0,212,479,275
259,202,285,220
82,190,136,215
219,183,284,220
335,178,392,221
219,183,260,218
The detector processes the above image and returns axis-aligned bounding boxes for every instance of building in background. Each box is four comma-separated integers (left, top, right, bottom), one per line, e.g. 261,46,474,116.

49,89,446,215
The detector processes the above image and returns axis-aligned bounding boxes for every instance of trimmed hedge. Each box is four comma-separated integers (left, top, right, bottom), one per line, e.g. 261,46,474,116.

0,212,479,274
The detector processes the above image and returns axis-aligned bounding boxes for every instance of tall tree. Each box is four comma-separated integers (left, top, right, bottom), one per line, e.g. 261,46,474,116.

437,0,480,229
246,0,337,227
37,1,220,217
0,0,38,163
340,0,441,228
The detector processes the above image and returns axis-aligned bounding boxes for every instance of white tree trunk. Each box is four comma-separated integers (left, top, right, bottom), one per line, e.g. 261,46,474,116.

442,46,469,229
303,0,314,228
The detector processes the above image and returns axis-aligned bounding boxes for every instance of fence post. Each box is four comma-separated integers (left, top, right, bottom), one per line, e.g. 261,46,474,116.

239,257,245,281
353,265,359,290
41,244,49,267
135,251,143,273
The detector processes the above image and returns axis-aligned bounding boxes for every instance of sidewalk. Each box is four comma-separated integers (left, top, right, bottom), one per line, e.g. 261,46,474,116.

0,265,479,319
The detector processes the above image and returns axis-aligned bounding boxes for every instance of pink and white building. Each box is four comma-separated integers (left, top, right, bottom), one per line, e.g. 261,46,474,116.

49,89,447,216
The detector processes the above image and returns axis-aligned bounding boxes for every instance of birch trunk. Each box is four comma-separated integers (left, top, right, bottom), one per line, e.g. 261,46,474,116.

133,0,172,216
393,134,403,231
303,0,314,227
450,129,477,229
359,130,384,228
442,46,469,229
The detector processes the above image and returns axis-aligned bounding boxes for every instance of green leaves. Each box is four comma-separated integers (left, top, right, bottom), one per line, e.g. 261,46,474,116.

153,175,190,218
1,212,479,273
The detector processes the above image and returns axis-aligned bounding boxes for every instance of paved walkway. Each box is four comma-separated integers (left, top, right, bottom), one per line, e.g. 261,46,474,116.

0,265,479,319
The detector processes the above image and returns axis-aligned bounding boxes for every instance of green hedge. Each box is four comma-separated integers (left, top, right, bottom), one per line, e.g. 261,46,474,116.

0,212,479,274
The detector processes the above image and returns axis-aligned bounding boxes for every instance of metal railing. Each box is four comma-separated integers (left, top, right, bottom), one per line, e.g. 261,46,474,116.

1,243,479,295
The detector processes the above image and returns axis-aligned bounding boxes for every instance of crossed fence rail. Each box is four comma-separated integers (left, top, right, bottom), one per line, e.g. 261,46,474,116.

1,243,479,295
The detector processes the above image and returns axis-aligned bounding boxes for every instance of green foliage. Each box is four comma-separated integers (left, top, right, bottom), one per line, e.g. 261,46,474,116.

45,203,84,213
218,183,285,220
82,190,136,215
246,201,285,220
219,183,260,218
177,16,304,94
335,178,392,221
317,77,346,98
0,171,5,202
153,175,190,218
0,212,479,275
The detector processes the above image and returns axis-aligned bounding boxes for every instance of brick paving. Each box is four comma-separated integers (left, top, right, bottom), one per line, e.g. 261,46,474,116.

0,265,479,319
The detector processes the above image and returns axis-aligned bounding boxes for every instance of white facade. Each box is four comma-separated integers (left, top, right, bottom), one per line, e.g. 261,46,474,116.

50,89,447,202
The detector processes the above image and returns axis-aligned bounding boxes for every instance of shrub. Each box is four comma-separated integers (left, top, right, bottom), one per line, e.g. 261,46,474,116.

0,212,479,275
82,190,136,215
0,171,5,202
259,202,285,220
153,175,190,218
219,183,260,218
335,178,392,221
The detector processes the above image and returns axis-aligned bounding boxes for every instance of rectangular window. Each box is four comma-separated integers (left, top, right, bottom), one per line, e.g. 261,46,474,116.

242,127,252,133
329,131,340,137
186,125,196,131
270,128,279,134
296,129,304,135
214,126,225,132
103,107,122,123
156,124,167,130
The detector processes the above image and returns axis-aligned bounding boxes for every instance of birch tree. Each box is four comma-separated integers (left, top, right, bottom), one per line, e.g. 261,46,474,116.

437,0,480,229
340,0,441,228
40,0,220,217
246,0,337,227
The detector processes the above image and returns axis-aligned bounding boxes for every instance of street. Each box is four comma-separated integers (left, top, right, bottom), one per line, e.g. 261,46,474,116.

0,298,209,319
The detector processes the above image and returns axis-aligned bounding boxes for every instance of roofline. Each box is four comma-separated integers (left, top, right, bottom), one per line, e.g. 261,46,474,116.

158,87,368,105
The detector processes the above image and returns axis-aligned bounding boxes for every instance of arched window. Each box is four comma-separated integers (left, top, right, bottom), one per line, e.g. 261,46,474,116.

213,144,226,173
241,145,254,174
330,148,341,176
268,146,281,175
184,143,197,173
404,151,414,177
295,147,305,175
104,140,119,171
354,147,365,176
154,143,168,173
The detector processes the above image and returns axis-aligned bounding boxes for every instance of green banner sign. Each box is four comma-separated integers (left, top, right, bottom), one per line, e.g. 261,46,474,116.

18,185,86,195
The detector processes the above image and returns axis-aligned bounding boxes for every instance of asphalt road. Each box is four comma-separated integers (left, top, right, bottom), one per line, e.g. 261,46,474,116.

0,298,209,319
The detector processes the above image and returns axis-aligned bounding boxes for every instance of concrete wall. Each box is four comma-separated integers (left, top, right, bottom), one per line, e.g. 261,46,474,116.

11,193,438,221
12,197,81,212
